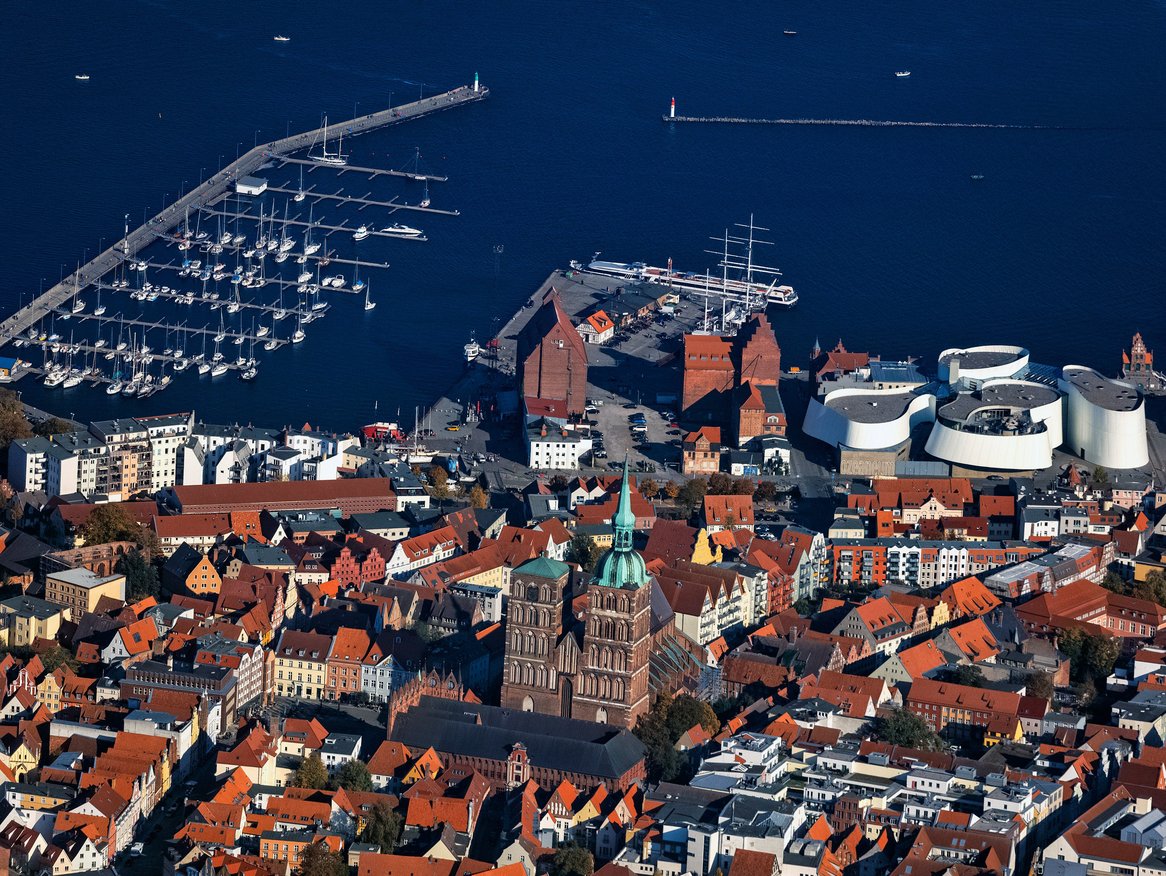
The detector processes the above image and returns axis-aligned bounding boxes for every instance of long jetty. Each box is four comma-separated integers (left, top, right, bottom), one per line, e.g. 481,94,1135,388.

0,83,489,346
663,115,1060,130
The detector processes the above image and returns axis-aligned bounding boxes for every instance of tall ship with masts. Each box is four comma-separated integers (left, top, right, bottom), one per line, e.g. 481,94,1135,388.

579,216,797,309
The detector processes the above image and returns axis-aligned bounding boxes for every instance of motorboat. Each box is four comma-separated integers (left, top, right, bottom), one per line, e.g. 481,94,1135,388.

383,222,423,237
464,336,481,363
895,71,911,77
75,73,90,81
353,225,370,241
273,35,291,42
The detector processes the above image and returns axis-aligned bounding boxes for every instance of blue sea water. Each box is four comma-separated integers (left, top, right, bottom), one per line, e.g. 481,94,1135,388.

2,1,1164,429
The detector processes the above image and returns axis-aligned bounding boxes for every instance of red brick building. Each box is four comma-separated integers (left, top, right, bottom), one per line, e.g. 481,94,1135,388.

906,678,1022,739
518,290,589,415
324,540,386,587
164,479,396,516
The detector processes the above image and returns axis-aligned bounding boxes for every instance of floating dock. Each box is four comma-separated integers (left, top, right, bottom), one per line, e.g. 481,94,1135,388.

0,83,489,348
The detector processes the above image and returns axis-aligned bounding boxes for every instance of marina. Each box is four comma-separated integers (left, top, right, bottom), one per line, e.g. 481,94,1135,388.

0,79,490,394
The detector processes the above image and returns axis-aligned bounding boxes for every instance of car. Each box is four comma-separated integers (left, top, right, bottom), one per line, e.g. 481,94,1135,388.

594,450,608,459
622,403,637,409
629,415,647,424
130,843,145,856
445,425,460,432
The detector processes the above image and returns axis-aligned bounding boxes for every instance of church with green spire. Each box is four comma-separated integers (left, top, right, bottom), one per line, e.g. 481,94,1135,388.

591,455,651,590
500,455,653,729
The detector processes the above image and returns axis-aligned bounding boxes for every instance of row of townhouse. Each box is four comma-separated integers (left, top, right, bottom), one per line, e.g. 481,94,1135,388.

9,413,361,498
830,538,1045,590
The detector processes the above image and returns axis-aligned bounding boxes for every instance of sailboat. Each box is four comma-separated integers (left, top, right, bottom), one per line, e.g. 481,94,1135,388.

363,279,376,311
419,178,431,209
310,115,349,166
294,165,306,202
292,314,306,344
93,289,106,317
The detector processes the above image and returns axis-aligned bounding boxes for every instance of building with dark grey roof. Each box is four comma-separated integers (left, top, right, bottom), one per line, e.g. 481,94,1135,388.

390,695,646,791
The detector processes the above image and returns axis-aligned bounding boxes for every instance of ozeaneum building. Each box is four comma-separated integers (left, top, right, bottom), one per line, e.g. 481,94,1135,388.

1060,366,1149,469
804,344,1148,473
924,379,1064,471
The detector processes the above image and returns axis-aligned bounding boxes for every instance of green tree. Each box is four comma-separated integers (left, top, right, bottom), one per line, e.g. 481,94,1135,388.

1102,570,1131,595
953,664,985,687
297,841,347,876
550,843,594,876
117,549,159,601
332,759,373,792
678,478,708,511
0,389,31,451
82,504,160,556
33,417,74,438
640,479,660,500
731,478,756,496
665,695,720,739
360,800,402,852
707,473,734,496
754,481,778,503
1091,466,1109,487
38,644,80,673
1133,571,1166,607
874,709,943,751
568,533,601,572
428,465,450,500
1026,670,1055,701
292,753,327,789
1059,628,1121,684
468,484,489,510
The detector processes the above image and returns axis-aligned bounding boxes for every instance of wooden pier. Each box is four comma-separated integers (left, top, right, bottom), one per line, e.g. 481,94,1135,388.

0,82,489,347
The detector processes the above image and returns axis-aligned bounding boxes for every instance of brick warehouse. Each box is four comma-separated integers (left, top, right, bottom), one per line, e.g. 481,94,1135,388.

517,289,589,415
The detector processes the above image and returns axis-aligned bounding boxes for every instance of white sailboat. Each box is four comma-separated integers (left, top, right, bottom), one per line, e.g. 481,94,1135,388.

294,165,306,202
310,115,349,166
363,279,376,311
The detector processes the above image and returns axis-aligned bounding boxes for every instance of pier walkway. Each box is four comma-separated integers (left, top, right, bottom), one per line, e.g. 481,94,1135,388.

278,156,448,182
0,83,489,346
664,114,1059,130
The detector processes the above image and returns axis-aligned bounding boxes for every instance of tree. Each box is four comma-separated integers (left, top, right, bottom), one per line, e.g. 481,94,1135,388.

298,841,347,876
38,644,79,673
662,481,681,500
1102,570,1131,595
874,709,943,751
33,417,74,438
953,664,985,687
1091,466,1109,487
1133,571,1166,608
707,473,734,496
117,549,159,601
332,759,373,792
754,481,778,503
428,465,450,500
665,695,719,739
549,474,570,492
568,534,601,572
0,389,32,451
82,504,161,557
292,753,327,789
551,844,594,876
468,484,489,509
360,800,402,852
1059,628,1120,684
1026,670,1055,701
731,478,755,496
677,478,708,511
640,479,659,500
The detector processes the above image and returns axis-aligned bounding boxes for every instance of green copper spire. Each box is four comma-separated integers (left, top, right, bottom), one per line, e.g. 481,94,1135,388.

592,454,649,589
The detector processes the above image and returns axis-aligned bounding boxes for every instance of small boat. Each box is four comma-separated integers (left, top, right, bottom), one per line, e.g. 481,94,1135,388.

71,299,86,314
383,222,423,237
75,74,90,81
106,380,123,395
256,324,270,338
464,336,481,363
241,367,258,381
273,35,291,42
197,362,211,375
210,363,229,377
353,225,370,241
292,328,306,344
895,71,911,78
62,373,84,389
970,173,985,181
783,30,797,36
363,280,376,311
331,276,346,290
264,339,278,351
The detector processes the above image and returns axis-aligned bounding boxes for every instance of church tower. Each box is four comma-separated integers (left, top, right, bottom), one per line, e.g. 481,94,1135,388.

575,457,652,729
500,556,575,717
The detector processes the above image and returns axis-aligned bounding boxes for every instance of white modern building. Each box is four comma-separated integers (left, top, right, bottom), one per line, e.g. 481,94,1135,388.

937,345,1029,387
1060,365,1149,470
925,379,1064,472
803,388,936,451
